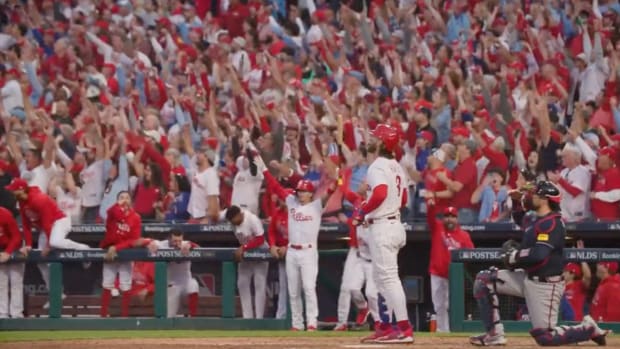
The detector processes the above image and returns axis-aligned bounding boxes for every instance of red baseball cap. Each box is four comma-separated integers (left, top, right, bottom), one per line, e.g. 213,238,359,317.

564,263,582,278
171,166,186,176
5,178,28,191
598,262,619,274
443,207,458,217
599,146,618,158
452,126,470,138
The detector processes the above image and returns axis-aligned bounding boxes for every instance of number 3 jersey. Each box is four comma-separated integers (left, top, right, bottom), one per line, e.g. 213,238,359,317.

366,157,406,219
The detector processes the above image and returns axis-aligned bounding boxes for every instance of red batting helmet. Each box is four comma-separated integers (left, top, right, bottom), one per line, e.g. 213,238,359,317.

370,124,400,153
295,180,315,193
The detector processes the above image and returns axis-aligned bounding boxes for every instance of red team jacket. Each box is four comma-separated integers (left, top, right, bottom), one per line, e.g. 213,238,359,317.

267,205,289,248
101,204,142,250
564,281,588,321
0,207,21,254
427,203,474,278
115,261,155,296
590,274,620,322
19,187,65,245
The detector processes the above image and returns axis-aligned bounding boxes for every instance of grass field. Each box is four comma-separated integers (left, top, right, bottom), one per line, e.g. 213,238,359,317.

0,330,616,348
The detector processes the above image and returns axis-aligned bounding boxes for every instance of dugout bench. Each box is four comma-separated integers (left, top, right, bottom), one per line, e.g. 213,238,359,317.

449,248,620,333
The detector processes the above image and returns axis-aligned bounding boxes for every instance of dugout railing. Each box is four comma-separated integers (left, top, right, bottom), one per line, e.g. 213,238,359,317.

449,248,620,333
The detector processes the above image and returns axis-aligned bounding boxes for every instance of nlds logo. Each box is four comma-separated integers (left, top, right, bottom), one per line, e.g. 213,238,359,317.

290,208,312,222
568,251,598,261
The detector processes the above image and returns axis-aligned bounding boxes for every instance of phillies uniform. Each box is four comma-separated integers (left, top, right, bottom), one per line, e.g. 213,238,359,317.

590,167,620,220
149,239,200,317
362,155,412,334
426,204,474,332
267,204,289,319
15,185,89,291
231,208,269,319
114,262,155,298
263,170,323,330
0,207,24,318
590,269,620,322
100,203,141,317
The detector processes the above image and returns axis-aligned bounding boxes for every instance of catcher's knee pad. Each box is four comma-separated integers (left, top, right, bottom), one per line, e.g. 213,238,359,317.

473,268,501,333
473,268,498,299
530,326,594,346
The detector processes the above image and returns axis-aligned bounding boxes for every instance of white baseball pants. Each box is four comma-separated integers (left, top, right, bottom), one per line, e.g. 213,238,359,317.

37,218,90,290
431,274,450,332
286,247,318,329
275,260,288,319
0,263,25,318
102,261,133,291
237,260,269,319
367,219,409,323
361,259,379,322
168,278,199,317
336,247,368,325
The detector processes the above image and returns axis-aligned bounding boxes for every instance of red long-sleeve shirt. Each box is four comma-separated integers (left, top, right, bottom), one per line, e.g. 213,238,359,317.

426,202,474,278
0,207,22,254
19,187,65,245
101,204,142,250
590,274,620,322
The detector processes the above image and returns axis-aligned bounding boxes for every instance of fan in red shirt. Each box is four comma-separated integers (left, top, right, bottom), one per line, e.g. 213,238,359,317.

5,178,89,252
562,257,591,321
426,201,474,332
590,147,620,221
100,191,142,318
267,194,289,320
423,149,453,213
222,0,250,38
590,262,620,322
0,206,26,318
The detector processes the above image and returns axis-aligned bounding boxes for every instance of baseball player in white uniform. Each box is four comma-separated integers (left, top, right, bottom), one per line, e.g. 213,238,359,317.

253,154,336,331
224,205,269,319
0,206,25,318
358,124,414,344
143,231,200,317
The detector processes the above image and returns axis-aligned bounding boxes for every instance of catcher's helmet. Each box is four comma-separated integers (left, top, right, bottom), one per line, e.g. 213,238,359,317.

534,181,561,203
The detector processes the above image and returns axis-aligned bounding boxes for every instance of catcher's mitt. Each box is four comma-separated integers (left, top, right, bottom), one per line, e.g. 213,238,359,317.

501,239,521,253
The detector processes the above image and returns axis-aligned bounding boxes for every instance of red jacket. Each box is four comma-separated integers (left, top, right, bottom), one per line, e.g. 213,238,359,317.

19,187,64,244
115,261,155,296
564,280,588,321
101,204,142,250
0,207,21,254
267,205,289,247
590,274,620,322
427,203,474,278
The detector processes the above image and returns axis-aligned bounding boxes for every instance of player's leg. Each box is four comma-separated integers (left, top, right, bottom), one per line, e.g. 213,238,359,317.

362,261,379,325
0,264,8,318
369,222,412,335
286,250,304,330
252,261,269,319
48,217,90,250
237,261,254,319
167,284,182,318
524,280,605,346
470,268,525,346
101,262,120,317
118,262,133,317
300,248,319,330
275,260,288,319
185,278,199,317
430,274,450,332
8,263,25,318
336,248,364,329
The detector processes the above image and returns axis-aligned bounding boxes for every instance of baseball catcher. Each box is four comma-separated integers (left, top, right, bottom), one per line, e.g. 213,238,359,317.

470,181,609,346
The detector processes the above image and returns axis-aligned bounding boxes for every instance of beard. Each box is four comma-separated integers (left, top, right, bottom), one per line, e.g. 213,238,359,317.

367,143,378,154
445,222,456,230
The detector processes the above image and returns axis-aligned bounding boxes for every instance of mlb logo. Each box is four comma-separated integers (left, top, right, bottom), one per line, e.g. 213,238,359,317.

461,251,470,259
196,273,216,296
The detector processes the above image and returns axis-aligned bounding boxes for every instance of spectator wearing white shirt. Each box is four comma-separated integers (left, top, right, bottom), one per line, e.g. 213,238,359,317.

1,69,24,113
49,168,82,224
79,144,106,222
225,205,269,319
547,143,592,222
186,141,220,223
231,155,263,215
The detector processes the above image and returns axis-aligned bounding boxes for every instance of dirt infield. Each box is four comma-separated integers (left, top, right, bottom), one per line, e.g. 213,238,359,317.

3,336,620,349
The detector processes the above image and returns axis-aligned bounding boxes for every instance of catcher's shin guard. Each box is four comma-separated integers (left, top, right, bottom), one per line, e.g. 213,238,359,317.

473,268,502,334
530,326,595,346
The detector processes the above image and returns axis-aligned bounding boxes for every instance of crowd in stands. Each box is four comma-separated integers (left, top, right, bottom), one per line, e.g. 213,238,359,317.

1,0,620,226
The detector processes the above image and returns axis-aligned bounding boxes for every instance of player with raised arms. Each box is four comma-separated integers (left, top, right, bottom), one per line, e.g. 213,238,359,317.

252,151,336,331
470,181,609,346
357,124,414,344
